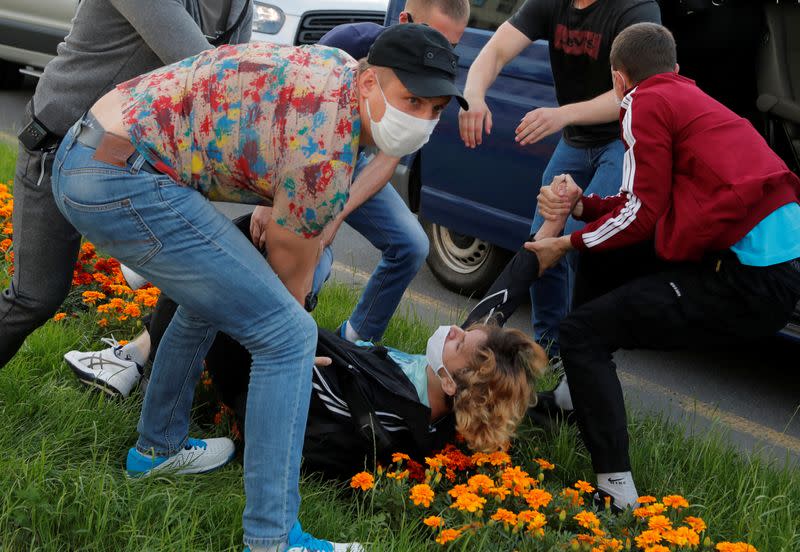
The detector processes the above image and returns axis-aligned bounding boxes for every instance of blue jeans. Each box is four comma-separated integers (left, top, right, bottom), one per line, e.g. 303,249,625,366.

314,152,428,341
51,120,315,550
530,137,625,357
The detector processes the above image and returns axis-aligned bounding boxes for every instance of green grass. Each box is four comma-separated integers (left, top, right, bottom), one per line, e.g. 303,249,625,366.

0,139,15,182
1,284,799,551
1,139,798,551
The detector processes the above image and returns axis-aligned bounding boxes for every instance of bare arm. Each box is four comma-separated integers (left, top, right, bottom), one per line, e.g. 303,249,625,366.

459,22,532,148
515,89,621,145
109,0,212,64
320,152,400,246
264,219,322,304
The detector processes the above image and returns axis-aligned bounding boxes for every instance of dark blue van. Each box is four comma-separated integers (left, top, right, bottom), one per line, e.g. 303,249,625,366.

385,0,800,341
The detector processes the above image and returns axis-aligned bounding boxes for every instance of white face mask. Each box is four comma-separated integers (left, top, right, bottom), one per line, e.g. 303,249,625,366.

366,77,440,158
426,325,455,387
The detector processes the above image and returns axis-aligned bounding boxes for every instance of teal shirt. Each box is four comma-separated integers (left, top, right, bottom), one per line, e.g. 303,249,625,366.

356,341,429,406
731,203,800,266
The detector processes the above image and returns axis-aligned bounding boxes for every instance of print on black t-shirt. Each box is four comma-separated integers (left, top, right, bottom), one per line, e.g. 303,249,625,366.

509,0,661,147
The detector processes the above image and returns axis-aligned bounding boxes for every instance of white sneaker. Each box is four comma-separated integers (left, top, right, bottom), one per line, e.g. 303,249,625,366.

120,263,148,290
64,337,141,397
126,437,236,477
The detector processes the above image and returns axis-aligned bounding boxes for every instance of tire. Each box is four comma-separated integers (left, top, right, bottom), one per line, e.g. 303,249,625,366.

0,60,24,90
422,219,511,297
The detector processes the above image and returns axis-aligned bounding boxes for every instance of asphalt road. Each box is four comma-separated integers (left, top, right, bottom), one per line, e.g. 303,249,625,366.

2,78,799,467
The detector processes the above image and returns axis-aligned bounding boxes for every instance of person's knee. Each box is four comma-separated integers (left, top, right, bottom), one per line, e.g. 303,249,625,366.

391,223,429,268
3,282,69,326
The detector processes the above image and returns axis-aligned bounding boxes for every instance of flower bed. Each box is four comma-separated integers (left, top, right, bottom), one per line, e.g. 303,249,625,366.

350,446,758,552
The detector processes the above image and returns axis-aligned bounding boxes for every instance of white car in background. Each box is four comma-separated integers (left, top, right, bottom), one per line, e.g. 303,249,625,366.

0,0,388,88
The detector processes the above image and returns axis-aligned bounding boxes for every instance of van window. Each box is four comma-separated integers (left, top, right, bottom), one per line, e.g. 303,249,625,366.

468,0,525,32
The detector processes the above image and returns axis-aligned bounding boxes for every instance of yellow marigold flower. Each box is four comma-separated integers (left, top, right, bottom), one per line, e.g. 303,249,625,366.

684,516,707,533
450,491,486,513
423,516,443,528
562,487,584,507
425,456,446,470
435,528,462,545
574,480,595,494
392,452,410,463
467,474,495,493
662,495,689,509
524,510,547,535
647,515,673,533
534,458,555,470
52,312,66,321
386,470,409,480
644,546,670,552
490,508,517,526
574,511,600,529
448,484,470,498
635,529,663,548
663,526,700,547
410,484,435,508
524,488,553,510
637,495,657,504
349,472,374,491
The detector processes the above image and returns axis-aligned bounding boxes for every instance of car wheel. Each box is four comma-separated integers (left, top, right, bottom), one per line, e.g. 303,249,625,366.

0,60,24,90
423,219,510,297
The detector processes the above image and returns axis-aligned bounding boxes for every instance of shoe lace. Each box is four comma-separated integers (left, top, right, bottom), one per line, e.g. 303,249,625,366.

185,438,208,450
100,336,122,350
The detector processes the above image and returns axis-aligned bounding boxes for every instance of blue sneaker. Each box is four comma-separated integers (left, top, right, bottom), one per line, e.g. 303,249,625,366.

126,437,235,477
243,521,364,552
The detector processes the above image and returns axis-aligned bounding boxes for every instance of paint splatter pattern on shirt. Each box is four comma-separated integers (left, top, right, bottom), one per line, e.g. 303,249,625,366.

117,42,360,237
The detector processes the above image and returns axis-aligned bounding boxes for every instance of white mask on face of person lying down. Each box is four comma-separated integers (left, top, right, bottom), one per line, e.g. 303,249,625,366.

425,325,456,395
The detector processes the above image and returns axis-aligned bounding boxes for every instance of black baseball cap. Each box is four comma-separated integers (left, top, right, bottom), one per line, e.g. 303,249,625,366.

367,23,469,110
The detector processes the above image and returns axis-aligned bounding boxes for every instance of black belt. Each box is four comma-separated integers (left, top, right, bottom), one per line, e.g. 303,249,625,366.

75,114,160,174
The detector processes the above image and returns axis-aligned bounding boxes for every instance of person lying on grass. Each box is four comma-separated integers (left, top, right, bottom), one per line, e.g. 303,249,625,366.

67,285,547,476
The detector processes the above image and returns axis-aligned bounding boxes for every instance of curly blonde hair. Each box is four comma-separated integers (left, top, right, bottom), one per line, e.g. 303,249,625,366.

451,324,548,452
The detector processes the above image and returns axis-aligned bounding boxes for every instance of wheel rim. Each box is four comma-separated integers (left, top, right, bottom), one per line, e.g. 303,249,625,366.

430,223,491,275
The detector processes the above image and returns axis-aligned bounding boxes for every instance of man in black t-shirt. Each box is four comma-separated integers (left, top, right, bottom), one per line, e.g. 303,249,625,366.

458,0,660,362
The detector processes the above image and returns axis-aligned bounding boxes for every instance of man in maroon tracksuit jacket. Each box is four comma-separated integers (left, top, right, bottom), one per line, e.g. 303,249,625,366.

528,22,800,510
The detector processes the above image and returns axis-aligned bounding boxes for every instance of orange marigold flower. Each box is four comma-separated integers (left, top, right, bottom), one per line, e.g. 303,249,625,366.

490,508,517,526
523,510,547,535
471,452,490,466
349,472,374,491
574,511,600,529
425,455,447,470
486,485,510,501
574,480,595,494
109,284,134,296
715,543,758,552
633,503,666,518
52,312,66,321
647,515,673,533
448,484,470,499
386,470,409,480
0,238,11,252
644,546,670,552
423,516,444,528
2,222,12,234
576,533,596,544
450,491,486,513
663,526,700,547
501,466,533,495
467,474,495,493
435,528,462,545
635,529,663,548
562,487,584,507
392,452,410,463
439,445,473,471
81,290,107,305
534,458,555,470
524,488,553,510
97,318,108,327
123,302,141,317
410,484,435,507
684,516,707,533
662,495,689,509
80,242,96,257
637,495,657,504
487,451,512,466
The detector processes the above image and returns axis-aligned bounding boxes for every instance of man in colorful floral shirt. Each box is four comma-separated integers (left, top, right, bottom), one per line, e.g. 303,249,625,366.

50,24,467,552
